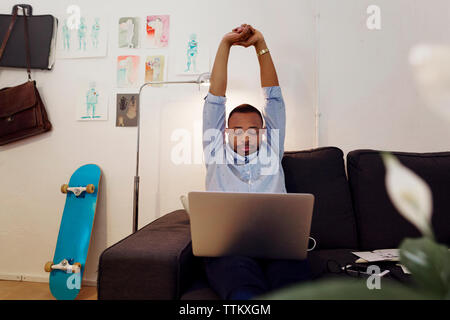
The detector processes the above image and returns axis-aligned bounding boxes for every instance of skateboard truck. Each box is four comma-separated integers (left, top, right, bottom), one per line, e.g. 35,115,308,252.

45,259,81,274
61,184,95,197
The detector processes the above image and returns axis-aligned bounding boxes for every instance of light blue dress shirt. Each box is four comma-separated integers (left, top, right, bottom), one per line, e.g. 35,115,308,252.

202,86,287,193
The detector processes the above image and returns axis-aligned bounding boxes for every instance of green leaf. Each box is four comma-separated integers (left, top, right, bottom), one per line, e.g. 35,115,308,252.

399,237,450,298
257,278,436,300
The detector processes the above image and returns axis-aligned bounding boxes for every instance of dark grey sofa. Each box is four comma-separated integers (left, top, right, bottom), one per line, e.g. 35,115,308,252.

97,147,450,300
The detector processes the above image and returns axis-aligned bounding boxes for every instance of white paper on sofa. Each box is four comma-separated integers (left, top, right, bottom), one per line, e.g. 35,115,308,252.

352,249,399,262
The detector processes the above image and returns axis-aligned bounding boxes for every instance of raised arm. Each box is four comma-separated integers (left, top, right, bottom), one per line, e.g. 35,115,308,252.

233,25,279,87
233,25,285,158
209,26,252,96
208,40,231,97
203,27,252,163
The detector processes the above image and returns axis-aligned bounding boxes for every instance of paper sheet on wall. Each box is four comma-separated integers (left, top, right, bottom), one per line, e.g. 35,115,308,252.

174,31,210,75
76,81,108,121
56,15,108,59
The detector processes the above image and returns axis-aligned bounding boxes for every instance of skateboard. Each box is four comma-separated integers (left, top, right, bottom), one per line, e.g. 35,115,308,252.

44,164,101,300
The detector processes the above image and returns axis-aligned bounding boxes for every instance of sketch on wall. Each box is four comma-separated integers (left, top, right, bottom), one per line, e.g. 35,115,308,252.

145,55,167,87
57,16,108,59
117,55,140,88
175,32,209,75
185,33,198,73
77,82,108,121
119,17,140,48
144,15,170,48
116,94,139,127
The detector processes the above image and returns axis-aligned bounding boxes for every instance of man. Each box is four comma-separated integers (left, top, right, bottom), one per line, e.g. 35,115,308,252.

202,24,311,300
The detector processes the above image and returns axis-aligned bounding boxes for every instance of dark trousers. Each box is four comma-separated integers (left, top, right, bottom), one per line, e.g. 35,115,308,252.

203,255,311,300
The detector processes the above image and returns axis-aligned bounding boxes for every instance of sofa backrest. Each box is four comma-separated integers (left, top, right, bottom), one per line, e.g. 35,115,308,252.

347,149,450,250
282,147,358,250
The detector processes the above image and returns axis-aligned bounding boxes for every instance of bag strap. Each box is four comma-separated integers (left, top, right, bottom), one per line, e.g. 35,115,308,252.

22,7,32,80
12,4,33,16
0,5,32,81
0,8,18,60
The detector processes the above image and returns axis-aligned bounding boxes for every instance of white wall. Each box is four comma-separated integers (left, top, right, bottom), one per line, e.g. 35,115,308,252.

318,0,450,156
0,0,317,283
1,0,449,285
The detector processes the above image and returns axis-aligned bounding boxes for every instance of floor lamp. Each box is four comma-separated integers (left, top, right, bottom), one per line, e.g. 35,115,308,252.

133,72,211,233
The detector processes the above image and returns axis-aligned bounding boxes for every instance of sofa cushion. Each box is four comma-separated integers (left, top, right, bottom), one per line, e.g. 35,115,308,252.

98,210,192,300
347,149,450,250
282,147,358,249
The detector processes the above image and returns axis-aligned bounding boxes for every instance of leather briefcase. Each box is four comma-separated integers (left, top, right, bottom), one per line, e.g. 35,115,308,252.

0,5,52,146
0,80,52,146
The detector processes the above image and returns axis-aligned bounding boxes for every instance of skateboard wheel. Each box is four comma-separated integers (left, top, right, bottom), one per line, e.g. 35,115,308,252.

61,184,68,194
44,261,54,272
74,262,82,272
86,184,95,194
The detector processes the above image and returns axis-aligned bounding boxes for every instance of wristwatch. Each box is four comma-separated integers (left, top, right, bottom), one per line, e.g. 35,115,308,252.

257,48,270,57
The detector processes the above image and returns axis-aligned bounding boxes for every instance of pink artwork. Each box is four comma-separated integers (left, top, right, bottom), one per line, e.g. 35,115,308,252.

145,15,170,48
117,55,140,87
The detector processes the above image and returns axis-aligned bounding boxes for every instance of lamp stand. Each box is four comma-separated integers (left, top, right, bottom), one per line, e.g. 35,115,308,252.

132,74,210,233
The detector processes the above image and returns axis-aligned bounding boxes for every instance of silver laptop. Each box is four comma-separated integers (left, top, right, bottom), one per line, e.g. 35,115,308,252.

181,192,314,260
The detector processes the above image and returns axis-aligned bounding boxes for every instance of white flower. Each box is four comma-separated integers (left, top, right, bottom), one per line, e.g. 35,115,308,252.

381,152,434,238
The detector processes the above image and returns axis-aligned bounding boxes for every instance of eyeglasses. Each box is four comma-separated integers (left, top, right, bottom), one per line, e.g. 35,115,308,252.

225,128,264,137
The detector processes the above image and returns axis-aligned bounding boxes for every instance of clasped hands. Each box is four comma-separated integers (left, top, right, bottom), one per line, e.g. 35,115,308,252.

222,24,264,48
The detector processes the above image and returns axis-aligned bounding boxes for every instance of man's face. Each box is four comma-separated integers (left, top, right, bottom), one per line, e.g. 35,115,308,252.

226,112,264,157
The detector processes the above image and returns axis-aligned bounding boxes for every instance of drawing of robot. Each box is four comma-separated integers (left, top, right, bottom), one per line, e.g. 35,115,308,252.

78,17,87,51
62,19,71,51
91,18,100,49
185,33,199,72
84,82,100,119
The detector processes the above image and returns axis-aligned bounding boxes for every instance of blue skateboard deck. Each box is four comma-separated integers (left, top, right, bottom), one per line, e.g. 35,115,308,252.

47,164,101,300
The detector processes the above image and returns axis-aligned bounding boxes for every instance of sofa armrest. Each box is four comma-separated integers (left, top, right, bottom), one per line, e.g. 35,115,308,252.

98,210,196,300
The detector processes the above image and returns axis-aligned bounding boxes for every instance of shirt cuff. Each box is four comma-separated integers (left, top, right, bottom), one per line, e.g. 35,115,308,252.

204,92,227,105
262,86,282,99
